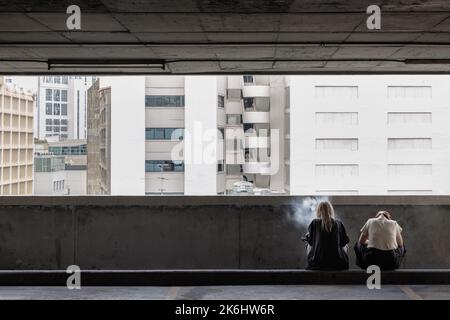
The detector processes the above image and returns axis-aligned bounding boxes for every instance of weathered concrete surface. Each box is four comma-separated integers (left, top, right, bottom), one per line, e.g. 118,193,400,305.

0,196,449,270
0,285,440,300
2,270,449,286
3,1,450,74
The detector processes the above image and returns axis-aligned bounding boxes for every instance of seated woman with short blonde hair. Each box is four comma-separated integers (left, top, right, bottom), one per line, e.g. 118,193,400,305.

354,211,406,270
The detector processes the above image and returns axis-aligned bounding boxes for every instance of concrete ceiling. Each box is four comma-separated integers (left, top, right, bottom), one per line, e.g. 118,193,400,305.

2,0,450,74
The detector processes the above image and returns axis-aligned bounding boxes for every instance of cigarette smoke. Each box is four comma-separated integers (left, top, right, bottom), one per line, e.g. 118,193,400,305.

287,196,332,228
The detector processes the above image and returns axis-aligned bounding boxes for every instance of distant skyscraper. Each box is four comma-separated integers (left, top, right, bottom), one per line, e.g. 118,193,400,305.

36,76,94,141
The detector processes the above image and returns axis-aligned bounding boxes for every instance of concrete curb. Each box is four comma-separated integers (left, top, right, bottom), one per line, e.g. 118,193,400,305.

0,269,449,286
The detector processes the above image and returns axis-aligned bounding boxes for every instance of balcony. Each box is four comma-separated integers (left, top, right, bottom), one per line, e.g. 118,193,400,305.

225,100,243,114
242,85,270,98
243,161,271,175
225,150,245,164
245,135,269,149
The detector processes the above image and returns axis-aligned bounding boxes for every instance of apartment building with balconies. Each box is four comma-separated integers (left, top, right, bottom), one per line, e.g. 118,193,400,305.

144,75,286,195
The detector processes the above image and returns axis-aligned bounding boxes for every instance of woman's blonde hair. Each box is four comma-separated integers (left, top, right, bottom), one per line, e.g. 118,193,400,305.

316,201,335,232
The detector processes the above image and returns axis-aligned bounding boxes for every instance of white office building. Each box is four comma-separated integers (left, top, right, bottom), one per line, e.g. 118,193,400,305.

33,154,66,195
286,75,450,195
36,76,94,141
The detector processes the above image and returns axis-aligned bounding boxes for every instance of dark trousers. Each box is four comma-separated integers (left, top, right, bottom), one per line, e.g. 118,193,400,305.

354,243,406,270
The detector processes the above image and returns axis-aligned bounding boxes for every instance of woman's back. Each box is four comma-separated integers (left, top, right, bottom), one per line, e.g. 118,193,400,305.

305,218,349,270
362,216,401,251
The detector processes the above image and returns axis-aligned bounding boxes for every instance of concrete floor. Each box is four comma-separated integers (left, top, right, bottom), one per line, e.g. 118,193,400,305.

0,285,448,300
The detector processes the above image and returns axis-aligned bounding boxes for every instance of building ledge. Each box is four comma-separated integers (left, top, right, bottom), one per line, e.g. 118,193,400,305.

2,195,450,206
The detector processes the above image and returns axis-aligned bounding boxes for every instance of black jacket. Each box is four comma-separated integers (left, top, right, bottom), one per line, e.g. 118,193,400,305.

304,218,350,270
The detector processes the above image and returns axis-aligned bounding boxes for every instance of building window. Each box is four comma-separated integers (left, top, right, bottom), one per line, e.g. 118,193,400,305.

53,127,60,132
45,89,52,101
227,114,242,125
387,86,432,99
61,104,67,116
53,119,60,125
388,164,432,175
53,89,60,101
49,144,86,155
145,95,185,107
61,76,68,84
45,103,52,115
243,123,254,132
315,86,358,99
46,119,52,125
46,126,52,132
54,77,61,84
61,126,68,132
315,164,359,177
387,112,432,125
316,139,358,151
387,138,432,150
145,160,184,172
244,98,254,110
61,119,68,125
243,75,254,84
315,112,358,125
218,161,224,172
61,90,68,102
54,103,60,115
145,128,184,140
218,127,225,139
218,95,225,108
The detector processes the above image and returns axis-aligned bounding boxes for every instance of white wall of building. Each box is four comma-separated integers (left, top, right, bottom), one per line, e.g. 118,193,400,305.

289,75,450,195
184,76,219,195
34,171,66,195
145,172,184,194
104,76,146,195
65,170,87,195
68,77,93,140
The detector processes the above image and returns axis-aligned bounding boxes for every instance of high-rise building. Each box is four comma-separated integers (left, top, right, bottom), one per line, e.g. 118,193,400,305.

0,76,34,195
36,76,94,141
86,79,112,195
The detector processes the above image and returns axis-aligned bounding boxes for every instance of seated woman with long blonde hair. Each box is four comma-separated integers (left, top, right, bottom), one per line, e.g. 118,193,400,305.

303,201,350,270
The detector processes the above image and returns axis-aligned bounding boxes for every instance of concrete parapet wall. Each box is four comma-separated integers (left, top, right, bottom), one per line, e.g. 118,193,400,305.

0,196,448,269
